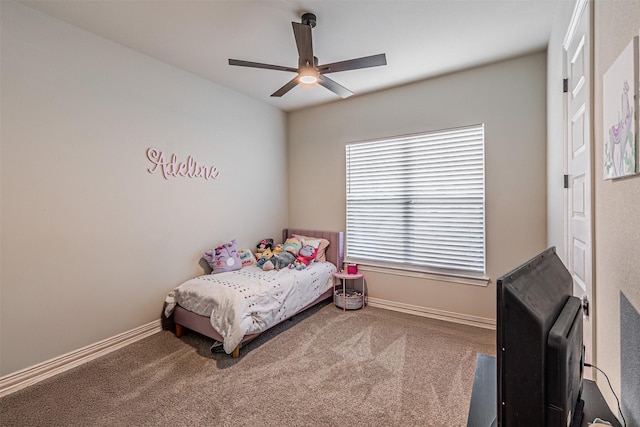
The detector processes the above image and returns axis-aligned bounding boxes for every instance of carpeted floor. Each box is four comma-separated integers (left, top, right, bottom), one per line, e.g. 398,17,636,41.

0,302,496,426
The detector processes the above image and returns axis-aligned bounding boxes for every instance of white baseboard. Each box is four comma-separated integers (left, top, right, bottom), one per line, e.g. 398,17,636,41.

367,297,496,330
0,319,162,397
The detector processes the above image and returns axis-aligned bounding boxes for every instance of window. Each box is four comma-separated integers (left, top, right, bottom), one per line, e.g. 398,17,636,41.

345,124,485,276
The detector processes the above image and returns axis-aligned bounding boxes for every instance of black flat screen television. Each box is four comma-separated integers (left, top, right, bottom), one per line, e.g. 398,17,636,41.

496,247,584,427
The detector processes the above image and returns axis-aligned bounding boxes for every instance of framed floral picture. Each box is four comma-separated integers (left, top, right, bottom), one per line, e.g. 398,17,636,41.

603,36,638,179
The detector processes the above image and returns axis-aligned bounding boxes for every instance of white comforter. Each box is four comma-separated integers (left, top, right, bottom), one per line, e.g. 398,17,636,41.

166,262,336,353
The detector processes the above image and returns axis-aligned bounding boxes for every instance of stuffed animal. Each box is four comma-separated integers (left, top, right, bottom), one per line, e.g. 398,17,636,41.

290,258,307,270
262,260,275,271
256,248,273,268
272,243,284,255
282,237,302,255
256,238,274,257
290,244,318,270
263,251,296,270
204,239,242,274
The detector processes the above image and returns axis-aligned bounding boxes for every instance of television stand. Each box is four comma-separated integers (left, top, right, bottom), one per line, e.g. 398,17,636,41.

580,379,622,427
466,354,622,427
572,398,585,427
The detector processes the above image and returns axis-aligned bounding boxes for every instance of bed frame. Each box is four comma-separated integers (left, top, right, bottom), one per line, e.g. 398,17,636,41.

173,228,344,358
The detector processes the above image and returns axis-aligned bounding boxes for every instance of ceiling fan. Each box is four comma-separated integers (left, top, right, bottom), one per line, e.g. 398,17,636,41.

228,13,387,98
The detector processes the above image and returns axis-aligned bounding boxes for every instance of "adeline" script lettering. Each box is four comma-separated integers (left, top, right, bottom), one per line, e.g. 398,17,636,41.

146,148,220,180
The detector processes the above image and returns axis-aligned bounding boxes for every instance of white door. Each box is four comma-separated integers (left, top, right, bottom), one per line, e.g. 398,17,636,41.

563,0,593,367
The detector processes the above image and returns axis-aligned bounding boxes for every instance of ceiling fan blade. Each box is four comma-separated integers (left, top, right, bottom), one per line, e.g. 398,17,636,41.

318,53,387,74
292,22,313,64
229,59,297,73
271,76,300,97
318,75,353,98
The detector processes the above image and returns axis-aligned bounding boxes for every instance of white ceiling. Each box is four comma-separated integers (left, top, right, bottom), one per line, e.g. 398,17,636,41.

22,0,561,112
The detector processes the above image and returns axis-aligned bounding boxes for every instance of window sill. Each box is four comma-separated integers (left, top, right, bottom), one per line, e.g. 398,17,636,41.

345,261,491,287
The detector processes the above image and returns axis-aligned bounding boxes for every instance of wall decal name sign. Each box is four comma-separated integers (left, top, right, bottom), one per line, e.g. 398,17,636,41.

146,148,220,180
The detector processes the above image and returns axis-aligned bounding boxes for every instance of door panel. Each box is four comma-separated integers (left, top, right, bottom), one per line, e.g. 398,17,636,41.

564,0,592,367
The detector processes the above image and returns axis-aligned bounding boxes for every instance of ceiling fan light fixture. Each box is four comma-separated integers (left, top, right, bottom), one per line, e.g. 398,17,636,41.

299,75,317,84
298,68,318,84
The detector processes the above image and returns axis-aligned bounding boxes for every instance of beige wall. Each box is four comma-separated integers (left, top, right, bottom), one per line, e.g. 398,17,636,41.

0,2,288,375
288,52,548,324
593,0,640,417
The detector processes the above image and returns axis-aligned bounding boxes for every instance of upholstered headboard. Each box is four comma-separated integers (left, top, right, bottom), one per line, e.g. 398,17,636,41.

282,228,344,269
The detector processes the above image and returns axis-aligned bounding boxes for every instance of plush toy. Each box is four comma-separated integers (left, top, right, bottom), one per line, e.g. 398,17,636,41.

256,248,274,268
282,237,302,255
273,243,284,255
204,239,242,274
262,260,275,271
263,251,296,271
256,238,274,257
290,244,318,270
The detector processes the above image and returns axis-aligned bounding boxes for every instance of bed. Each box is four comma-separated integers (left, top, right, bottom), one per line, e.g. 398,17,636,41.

168,228,344,358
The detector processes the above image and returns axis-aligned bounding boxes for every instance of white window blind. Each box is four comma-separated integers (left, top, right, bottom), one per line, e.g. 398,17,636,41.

346,124,485,275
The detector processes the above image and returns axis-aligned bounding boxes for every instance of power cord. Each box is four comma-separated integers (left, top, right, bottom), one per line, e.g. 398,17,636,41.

584,363,627,427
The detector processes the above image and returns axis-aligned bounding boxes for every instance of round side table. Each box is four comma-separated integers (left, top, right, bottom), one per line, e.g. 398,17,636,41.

333,271,365,311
